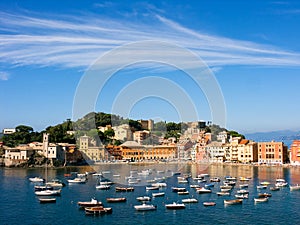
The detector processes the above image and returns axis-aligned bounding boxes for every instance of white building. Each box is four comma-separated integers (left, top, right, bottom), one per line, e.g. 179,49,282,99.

3,128,16,134
112,124,132,141
205,141,228,162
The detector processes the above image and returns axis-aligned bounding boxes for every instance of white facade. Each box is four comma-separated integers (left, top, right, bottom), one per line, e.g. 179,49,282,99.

205,141,227,162
112,124,132,141
3,128,16,134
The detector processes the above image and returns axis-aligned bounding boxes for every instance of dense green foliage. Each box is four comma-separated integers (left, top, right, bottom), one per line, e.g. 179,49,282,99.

0,112,245,147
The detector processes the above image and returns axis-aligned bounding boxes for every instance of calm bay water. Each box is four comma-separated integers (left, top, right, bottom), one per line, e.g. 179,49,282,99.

1,163,300,225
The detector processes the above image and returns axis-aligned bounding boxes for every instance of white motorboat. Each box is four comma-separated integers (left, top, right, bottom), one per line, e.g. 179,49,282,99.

254,197,268,203
136,196,151,201
235,194,249,199
217,191,230,196
96,184,110,190
237,189,249,194
68,177,87,184
151,182,167,187
29,177,44,183
290,184,300,191
182,198,198,203
35,189,61,196
165,202,185,209
152,192,165,197
196,187,212,193
134,203,157,211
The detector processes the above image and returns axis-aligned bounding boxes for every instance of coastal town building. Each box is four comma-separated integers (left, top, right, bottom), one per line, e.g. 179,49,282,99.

112,124,132,141
133,130,150,144
289,140,300,165
138,119,154,131
257,141,288,164
177,139,194,160
79,135,108,162
4,148,35,166
205,141,228,162
2,128,16,134
237,140,258,163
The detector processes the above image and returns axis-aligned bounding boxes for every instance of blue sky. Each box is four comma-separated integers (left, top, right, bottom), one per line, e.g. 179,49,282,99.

1,0,300,134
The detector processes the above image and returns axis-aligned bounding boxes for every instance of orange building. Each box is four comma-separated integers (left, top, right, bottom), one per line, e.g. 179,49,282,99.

290,140,300,165
257,141,288,164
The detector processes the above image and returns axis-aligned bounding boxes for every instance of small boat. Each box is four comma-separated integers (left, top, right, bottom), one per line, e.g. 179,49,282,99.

29,177,44,183
46,179,65,187
290,184,300,191
85,206,112,215
152,192,165,197
260,181,270,186
106,197,126,203
276,178,286,183
239,184,249,188
256,185,267,189
224,181,236,186
115,187,134,192
151,182,167,187
100,181,113,185
198,173,209,178
225,176,237,181
258,193,272,198
237,189,249,194
270,186,280,191
146,186,159,191
239,177,250,181
78,198,102,208
177,191,189,195
275,182,288,187
220,188,231,192
205,183,214,188
224,199,243,205
182,198,198,203
196,187,212,194
92,173,103,177
147,179,156,183
136,196,151,202
217,192,230,196
210,177,220,182
165,202,186,209
35,189,61,196
203,202,216,206
34,185,53,191
134,203,157,211
220,185,233,189
254,197,268,203
67,177,87,184
190,184,200,188
172,187,186,192
235,194,249,199
39,198,56,203
96,185,110,190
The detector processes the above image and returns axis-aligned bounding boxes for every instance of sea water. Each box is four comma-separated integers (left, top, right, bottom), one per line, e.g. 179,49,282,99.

0,164,300,225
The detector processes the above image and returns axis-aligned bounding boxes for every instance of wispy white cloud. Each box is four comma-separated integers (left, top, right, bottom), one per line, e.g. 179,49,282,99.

0,11,299,70
0,71,9,81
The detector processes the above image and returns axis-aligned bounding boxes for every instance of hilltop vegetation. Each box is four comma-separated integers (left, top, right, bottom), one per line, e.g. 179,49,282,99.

0,112,245,147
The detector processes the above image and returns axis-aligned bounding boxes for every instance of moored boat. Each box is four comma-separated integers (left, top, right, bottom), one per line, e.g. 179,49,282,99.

237,189,249,194
152,192,165,197
29,177,44,183
203,201,216,206
146,186,159,191
165,202,185,209
256,185,267,189
67,177,87,184
35,189,61,196
205,183,214,188
136,196,151,201
224,199,243,205
106,197,126,203
196,187,212,194
210,177,220,182
182,198,198,203
134,203,157,211
39,198,56,203
177,191,189,195
258,193,272,198
217,191,230,196
151,182,167,187
239,184,249,188
172,187,186,192
85,206,112,215
115,187,134,192
290,184,300,191
235,194,249,199
96,184,110,190
78,198,103,208
254,197,268,203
